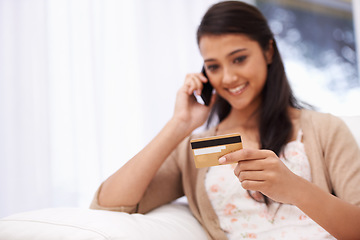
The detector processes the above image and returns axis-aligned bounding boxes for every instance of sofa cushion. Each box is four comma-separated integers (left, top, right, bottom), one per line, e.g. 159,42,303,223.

0,202,207,240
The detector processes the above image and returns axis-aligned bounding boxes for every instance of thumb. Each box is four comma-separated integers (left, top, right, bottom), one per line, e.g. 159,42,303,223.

218,151,239,165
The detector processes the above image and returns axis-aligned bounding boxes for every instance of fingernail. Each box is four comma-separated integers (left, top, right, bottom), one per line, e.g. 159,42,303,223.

219,156,226,164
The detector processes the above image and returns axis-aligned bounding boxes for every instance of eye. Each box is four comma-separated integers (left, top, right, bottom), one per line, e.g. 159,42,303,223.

206,64,219,72
234,56,247,63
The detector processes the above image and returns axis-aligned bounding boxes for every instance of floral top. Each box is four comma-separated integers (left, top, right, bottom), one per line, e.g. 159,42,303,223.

205,130,335,239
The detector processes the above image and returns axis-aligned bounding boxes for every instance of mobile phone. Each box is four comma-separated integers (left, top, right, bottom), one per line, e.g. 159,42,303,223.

200,66,213,106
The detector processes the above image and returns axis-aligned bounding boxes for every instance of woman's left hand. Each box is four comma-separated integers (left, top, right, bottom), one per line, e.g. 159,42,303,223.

219,148,302,204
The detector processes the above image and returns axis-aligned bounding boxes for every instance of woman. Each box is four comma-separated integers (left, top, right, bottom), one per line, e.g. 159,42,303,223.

91,1,360,239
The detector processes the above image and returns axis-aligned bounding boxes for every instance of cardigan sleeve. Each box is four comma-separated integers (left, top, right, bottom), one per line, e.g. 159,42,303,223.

89,182,138,213
136,138,185,213
89,136,187,214
321,114,360,206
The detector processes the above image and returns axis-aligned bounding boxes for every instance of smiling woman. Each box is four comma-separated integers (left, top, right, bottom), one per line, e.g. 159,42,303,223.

91,1,360,240
1,1,360,239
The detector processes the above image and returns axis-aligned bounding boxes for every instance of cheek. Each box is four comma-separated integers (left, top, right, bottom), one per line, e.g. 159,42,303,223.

208,75,222,89
209,77,228,100
246,61,268,87
253,68,267,87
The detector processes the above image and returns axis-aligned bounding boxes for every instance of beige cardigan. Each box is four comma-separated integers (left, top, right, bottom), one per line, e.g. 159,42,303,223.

90,109,360,240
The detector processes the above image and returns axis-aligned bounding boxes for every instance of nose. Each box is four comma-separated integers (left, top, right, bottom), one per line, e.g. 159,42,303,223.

222,67,237,85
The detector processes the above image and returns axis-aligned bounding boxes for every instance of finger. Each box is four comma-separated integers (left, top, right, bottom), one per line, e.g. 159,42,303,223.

197,72,208,83
219,148,276,165
190,73,209,94
185,78,198,95
191,75,203,96
234,160,266,176
184,74,203,95
190,80,199,95
184,82,194,95
240,180,264,192
237,170,266,182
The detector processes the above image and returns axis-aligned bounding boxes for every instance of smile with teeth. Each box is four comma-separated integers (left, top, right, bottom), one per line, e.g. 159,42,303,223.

228,83,248,94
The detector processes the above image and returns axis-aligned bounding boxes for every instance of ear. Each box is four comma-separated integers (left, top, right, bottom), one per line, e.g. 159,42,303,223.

265,39,274,64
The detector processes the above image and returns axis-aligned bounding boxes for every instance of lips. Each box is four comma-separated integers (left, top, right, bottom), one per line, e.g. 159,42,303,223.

227,82,248,95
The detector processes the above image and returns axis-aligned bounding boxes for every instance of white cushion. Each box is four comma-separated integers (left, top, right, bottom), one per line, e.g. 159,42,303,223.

0,203,207,240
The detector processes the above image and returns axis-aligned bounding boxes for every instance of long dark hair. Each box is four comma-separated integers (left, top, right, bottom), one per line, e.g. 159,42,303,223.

197,1,303,205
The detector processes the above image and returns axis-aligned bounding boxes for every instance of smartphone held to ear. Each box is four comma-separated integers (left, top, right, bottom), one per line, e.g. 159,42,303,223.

199,67,213,106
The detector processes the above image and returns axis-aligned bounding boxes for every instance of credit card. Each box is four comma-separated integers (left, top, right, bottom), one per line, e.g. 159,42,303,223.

190,133,242,168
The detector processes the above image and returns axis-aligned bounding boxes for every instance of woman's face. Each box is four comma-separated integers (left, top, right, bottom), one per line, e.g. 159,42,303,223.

199,34,273,113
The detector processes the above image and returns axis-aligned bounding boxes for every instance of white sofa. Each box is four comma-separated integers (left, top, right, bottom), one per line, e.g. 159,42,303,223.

0,115,359,240
0,200,208,240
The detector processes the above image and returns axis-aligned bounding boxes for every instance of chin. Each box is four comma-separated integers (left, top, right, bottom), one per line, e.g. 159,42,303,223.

227,98,261,113
227,102,248,111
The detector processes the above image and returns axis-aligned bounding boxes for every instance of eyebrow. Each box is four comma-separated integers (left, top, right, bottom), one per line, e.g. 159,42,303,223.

204,48,247,62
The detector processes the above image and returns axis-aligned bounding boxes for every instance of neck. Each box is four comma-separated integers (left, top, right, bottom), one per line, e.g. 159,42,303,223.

218,105,260,134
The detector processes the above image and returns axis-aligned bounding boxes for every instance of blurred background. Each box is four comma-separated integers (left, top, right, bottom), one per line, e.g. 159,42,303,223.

0,0,359,218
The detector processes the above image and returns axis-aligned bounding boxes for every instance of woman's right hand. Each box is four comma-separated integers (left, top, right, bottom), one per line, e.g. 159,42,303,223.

98,72,214,208
172,72,215,133
97,72,215,208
